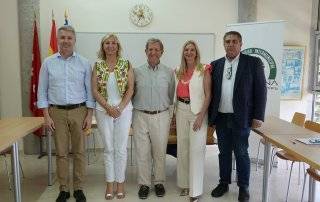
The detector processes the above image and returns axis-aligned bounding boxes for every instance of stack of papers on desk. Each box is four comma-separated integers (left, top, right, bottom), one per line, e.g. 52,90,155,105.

296,136,320,145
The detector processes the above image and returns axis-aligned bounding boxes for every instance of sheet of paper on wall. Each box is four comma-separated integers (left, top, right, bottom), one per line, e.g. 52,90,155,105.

296,136,320,145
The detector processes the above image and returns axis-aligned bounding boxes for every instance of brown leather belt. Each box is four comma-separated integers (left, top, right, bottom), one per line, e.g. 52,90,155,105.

139,108,168,115
50,102,86,110
178,97,190,104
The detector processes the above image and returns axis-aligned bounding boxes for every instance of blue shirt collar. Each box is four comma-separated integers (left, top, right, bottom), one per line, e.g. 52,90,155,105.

56,51,76,59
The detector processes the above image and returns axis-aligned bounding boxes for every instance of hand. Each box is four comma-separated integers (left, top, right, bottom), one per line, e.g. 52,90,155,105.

116,104,125,113
251,119,263,128
82,114,92,132
193,113,204,132
106,106,121,118
44,114,55,131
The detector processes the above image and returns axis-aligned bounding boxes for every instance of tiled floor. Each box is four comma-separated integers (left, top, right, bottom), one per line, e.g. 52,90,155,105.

0,146,319,202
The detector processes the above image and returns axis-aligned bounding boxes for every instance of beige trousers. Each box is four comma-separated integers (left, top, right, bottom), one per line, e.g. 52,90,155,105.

176,102,207,197
49,106,87,191
133,110,170,186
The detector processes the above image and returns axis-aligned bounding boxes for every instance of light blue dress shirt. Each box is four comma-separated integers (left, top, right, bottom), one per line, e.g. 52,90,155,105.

37,52,95,109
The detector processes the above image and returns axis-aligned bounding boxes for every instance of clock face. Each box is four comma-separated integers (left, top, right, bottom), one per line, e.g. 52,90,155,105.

130,4,153,27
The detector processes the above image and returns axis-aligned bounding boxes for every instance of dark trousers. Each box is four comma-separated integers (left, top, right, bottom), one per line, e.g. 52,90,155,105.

216,113,250,188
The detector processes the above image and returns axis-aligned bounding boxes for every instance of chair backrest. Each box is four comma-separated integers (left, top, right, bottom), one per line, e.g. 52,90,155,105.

291,112,306,127
304,120,320,133
167,126,216,145
0,147,12,155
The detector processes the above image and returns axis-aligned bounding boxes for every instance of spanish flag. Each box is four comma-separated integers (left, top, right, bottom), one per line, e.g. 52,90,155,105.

48,10,58,56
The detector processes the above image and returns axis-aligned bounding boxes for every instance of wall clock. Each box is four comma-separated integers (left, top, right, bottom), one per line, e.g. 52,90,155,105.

129,4,153,27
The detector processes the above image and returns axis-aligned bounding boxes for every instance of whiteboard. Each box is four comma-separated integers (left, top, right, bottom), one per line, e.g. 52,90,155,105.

75,32,215,69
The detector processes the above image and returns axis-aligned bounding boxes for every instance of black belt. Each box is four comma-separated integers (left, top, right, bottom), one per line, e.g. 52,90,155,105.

178,97,190,104
50,102,86,110
139,109,168,115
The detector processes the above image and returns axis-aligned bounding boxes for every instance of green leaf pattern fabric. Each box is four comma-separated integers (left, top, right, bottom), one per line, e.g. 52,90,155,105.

95,58,129,99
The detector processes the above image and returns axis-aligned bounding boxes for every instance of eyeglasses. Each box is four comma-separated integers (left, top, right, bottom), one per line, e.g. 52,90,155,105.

226,65,232,80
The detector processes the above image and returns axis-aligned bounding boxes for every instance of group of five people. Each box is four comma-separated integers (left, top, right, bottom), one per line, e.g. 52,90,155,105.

37,25,267,202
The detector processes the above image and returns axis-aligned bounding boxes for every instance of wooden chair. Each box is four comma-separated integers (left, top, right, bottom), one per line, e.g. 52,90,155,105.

167,126,216,157
300,120,320,202
1,147,25,190
301,168,320,202
255,112,306,171
303,120,320,133
87,118,98,165
275,114,308,202
167,126,216,145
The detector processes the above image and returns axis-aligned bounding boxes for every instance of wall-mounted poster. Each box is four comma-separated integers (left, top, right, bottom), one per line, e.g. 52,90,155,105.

281,46,305,100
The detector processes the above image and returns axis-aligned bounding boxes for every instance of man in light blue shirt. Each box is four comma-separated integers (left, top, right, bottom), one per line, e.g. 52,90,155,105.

37,25,94,202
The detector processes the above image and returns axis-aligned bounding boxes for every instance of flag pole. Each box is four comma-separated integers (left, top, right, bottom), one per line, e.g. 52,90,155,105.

64,9,69,25
48,10,58,56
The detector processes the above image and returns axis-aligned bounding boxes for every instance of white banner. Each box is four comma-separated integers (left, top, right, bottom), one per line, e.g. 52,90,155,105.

226,21,285,160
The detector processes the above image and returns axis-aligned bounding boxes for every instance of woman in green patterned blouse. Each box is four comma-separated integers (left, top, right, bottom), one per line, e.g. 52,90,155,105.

92,34,134,200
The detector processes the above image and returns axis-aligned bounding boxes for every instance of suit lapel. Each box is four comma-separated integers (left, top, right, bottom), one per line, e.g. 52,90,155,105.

234,53,245,91
217,58,225,86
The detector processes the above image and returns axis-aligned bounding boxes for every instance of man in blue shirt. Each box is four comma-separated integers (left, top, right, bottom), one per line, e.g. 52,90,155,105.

37,25,95,202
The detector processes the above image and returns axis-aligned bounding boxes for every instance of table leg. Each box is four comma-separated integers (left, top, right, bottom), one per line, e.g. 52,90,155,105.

130,135,133,166
47,128,53,186
308,175,315,202
262,141,271,202
12,142,21,202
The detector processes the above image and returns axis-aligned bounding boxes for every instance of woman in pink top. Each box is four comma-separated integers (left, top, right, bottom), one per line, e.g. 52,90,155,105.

174,40,212,202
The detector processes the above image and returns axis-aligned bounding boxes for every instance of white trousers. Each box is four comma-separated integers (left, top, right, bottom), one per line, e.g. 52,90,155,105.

133,110,170,186
95,103,132,183
176,101,207,197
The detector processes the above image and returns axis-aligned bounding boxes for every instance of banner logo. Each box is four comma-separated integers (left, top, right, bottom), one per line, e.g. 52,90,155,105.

242,48,279,90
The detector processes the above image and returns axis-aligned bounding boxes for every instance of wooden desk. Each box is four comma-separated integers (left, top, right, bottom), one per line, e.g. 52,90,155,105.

253,116,320,202
0,117,44,202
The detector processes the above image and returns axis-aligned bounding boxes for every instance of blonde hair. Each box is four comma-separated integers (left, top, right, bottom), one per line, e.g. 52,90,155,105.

97,33,122,60
177,40,202,79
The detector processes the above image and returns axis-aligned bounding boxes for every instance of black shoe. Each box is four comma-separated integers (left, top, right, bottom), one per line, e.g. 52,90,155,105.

211,183,229,198
154,184,165,197
56,191,70,202
73,190,86,202
138,185,150,199
238,187,250,202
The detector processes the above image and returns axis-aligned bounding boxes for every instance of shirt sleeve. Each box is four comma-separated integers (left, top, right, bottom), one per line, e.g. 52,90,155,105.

37,61,49,108
84,62,96,108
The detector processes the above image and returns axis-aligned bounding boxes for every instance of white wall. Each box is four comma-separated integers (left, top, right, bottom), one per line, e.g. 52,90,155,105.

39,0,238,61
0,0,22,118
257,0,313,121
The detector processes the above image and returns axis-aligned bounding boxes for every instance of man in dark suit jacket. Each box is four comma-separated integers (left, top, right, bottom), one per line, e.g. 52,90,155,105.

208,31,267,202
